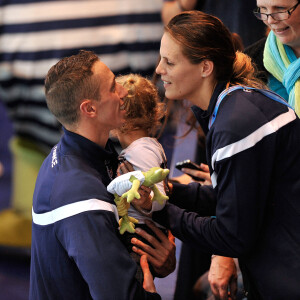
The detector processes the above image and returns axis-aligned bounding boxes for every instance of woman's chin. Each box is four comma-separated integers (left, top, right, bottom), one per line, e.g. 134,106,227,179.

165,91,183,101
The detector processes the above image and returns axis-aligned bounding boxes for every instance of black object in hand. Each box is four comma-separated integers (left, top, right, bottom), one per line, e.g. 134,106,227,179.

175,159,204,181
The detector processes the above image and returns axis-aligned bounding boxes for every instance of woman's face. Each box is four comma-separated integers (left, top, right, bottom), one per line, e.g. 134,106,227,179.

156,32,205,105
257,0,300,56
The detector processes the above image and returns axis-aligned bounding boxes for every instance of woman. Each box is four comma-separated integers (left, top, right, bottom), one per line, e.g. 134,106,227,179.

246,0,300,116
152,11,300,300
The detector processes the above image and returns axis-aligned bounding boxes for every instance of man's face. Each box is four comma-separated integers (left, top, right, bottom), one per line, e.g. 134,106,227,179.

256,0,300,55
92,61,127,131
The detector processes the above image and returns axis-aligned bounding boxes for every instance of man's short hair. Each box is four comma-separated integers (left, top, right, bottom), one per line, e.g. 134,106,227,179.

45,50,100,126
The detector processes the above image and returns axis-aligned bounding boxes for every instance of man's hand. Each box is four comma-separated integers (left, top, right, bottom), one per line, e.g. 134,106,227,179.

140,255,157,293
131,220,176,277
208,256,237,300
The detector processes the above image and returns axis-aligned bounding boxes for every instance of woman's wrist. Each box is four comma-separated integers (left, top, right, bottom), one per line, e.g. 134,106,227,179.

167,182,173,196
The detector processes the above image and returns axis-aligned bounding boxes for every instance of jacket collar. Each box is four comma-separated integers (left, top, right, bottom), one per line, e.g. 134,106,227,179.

60,127,118,175
191,82,227,135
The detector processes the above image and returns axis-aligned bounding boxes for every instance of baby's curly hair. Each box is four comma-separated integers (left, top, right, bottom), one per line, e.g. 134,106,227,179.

116,74,166,135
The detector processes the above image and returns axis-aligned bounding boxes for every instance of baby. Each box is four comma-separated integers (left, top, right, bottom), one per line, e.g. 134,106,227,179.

112,73,169,282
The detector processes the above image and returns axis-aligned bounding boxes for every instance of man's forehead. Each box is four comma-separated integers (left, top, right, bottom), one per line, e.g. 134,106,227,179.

92,60,115,95
93,61,114,80
92,60,109,75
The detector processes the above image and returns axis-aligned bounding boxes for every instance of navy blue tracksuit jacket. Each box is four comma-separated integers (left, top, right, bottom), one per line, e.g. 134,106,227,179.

154,83,300,300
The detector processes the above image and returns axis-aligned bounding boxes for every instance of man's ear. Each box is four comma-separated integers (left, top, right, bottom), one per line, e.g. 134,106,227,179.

80,99,96,118
201,59,214,78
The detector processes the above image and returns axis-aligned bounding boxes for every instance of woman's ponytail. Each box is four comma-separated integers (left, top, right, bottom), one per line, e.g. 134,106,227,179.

231,51,266,88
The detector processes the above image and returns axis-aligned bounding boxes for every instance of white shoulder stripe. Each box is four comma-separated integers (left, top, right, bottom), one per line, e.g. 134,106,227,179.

32,199,119,226
211,108,296,171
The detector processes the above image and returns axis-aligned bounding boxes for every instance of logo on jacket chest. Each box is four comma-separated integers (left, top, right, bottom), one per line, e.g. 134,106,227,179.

51,146,58,168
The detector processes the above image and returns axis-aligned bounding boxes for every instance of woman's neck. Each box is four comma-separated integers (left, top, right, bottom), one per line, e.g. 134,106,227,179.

117,129,148,149
192,77,218,110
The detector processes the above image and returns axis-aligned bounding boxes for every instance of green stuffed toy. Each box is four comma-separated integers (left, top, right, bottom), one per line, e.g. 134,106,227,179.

107,167,169,234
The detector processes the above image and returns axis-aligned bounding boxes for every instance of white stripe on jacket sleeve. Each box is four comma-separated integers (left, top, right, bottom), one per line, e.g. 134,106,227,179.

211,108,296,188
32,199,119,226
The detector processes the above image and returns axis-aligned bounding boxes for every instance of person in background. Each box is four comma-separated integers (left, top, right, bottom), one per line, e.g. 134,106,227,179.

161,0,266,47
111,73,175,282
245,0,300,116
30,50,175,300
148,10,300,300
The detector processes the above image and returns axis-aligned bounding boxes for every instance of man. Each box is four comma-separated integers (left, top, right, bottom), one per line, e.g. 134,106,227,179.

0,0,164,249
30,50,174,299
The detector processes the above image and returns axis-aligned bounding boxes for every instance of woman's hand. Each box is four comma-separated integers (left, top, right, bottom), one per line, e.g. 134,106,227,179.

131,220,176,277
182,163,212,185
170,173,193,185
208,256,237,300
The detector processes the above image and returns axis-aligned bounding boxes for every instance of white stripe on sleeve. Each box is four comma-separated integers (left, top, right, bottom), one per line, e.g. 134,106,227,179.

211,108,296,186
32,199,119,226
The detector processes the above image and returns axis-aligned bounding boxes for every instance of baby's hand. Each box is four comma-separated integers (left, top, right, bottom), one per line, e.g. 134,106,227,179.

117,160,134,176
131,186,152,211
